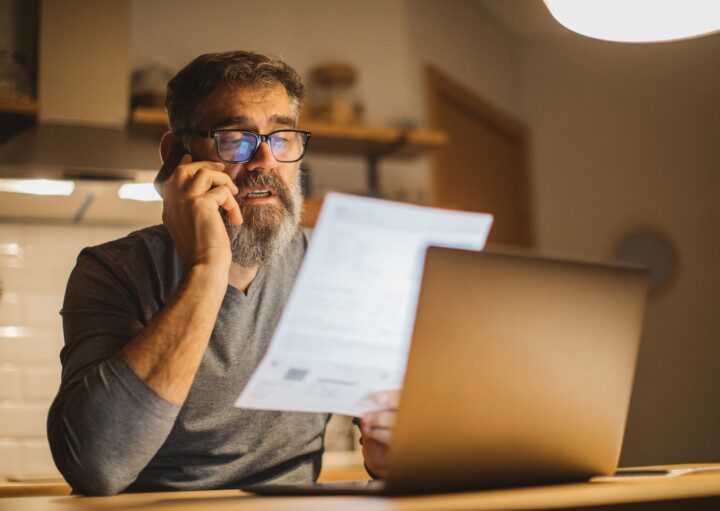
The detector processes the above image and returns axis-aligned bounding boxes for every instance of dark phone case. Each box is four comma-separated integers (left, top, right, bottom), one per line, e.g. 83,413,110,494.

154,142,189,195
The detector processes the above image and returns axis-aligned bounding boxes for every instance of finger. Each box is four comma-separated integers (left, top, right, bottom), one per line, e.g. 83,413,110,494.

362,410,396,430
203,186,243,225
173,159,225,187
186,168,238,196
161,177,172,200
362,437,389,479
364,426,393,445
370,389,401,409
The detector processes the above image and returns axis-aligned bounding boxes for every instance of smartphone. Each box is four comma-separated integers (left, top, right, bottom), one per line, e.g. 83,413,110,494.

154,141,189,196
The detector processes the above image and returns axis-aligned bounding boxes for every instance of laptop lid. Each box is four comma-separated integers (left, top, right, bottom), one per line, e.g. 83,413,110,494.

385,247,650,493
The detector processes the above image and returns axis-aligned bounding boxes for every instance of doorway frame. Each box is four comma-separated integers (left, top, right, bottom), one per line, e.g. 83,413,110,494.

425,65,534,247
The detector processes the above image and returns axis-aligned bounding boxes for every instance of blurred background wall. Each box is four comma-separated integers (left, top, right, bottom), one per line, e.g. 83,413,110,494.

523,32,720,464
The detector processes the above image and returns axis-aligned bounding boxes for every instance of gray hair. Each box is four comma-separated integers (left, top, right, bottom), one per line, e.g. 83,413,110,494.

165,50,305,133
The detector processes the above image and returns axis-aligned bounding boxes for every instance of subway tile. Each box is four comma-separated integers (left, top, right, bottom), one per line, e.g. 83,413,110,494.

23,250,80,272
1,265,67,293
0,291,23,325
0,244,25,269
0,439,22,480
0,328,63,363
22,365,61,402
22,291,65,327
0,364,22,401
20,440,62,480
0,225,24,246
0,403,48,437
21,226,86,264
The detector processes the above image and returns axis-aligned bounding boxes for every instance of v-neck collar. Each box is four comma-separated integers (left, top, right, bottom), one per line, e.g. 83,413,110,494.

226,265,268,302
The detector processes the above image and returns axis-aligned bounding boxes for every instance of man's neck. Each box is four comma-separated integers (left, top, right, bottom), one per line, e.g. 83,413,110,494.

228,262,260,293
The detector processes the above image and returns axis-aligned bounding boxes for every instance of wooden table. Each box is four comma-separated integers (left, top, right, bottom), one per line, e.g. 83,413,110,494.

2,469,720,511
0,451,369,498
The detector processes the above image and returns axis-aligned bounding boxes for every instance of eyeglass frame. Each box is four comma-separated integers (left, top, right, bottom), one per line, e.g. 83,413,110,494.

175,128,312,164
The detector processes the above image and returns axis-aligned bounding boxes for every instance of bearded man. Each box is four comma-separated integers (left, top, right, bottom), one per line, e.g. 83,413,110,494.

48,51,397,496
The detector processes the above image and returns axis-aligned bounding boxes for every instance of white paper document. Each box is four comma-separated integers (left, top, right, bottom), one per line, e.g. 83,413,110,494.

235,193,493,416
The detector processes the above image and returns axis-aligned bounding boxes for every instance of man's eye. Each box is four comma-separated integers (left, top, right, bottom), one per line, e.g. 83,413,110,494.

271,138,289,149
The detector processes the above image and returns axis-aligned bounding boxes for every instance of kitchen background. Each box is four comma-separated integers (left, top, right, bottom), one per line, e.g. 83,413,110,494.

0,0,719,482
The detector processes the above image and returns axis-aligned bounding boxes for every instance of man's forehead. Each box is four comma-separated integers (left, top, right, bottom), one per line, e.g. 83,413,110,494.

200,83,295,128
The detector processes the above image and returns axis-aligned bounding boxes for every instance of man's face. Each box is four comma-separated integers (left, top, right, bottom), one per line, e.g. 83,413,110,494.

187,83,304,267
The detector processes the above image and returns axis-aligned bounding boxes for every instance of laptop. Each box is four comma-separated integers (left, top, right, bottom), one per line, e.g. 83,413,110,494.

244,247,650,495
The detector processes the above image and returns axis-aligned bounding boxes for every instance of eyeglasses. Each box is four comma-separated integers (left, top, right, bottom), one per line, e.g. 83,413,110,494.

177,129,312,163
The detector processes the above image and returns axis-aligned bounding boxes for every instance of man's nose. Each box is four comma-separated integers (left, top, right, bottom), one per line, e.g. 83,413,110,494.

245,140,276,172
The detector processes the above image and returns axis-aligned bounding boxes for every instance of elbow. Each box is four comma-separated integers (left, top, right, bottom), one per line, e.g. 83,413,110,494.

47,404,131,496
69,472,130,496
50,439,132,496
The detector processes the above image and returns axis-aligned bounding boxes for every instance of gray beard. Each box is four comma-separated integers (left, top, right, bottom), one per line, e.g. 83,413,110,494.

223,171,303,268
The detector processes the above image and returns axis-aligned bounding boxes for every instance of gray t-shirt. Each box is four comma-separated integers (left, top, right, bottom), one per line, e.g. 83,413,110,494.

48,224,330,495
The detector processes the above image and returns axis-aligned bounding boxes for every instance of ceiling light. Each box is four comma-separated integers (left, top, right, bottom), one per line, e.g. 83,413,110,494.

543,0,720,43
0,179,75,196
118,183,162,202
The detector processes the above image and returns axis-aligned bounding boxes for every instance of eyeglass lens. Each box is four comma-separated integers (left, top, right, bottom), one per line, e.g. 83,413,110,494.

215,131,307,163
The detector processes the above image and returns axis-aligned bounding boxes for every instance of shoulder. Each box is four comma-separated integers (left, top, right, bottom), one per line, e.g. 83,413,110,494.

80,224,174,269
70,224,181,303
87,224,172,262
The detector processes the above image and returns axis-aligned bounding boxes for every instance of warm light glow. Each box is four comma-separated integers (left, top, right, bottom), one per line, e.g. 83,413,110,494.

0,179,75,196
543,0,720,43
118,183,162,202
0,326,33,338
0,243,21,256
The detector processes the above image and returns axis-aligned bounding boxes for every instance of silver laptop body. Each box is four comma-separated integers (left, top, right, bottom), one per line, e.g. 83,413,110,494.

246,247,650,495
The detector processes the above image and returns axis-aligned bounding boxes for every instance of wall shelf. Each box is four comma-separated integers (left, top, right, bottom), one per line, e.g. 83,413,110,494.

0,104,447,197
0,98,38,116
132,107,446,158
132,107,447,196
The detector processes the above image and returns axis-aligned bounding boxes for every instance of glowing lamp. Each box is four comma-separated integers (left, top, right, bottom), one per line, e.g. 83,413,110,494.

543,0,720,43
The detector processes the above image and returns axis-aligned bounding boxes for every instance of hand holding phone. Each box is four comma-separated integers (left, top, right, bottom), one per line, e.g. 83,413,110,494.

154,141,189,197
158,144,242,275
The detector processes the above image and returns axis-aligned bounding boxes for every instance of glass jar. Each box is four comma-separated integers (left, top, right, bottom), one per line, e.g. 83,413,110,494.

0,51,31,101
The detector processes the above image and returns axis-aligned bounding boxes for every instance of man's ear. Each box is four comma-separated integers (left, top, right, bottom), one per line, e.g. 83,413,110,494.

160,132,178,163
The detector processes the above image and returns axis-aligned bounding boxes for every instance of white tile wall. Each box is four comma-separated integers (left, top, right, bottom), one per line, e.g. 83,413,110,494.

0,328,63,363
21,440,61,480
0,292,22,325
0,439,23,480
0,438,60,481
23,366,62,401
0,222,134,481
0,364,22,401
0,403,48,437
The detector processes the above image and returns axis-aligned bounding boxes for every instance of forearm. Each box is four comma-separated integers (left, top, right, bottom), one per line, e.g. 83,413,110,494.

48,352,179,495
122,263,227,405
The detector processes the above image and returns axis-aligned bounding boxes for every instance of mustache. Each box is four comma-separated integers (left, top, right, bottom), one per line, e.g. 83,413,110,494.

234,171,290,207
